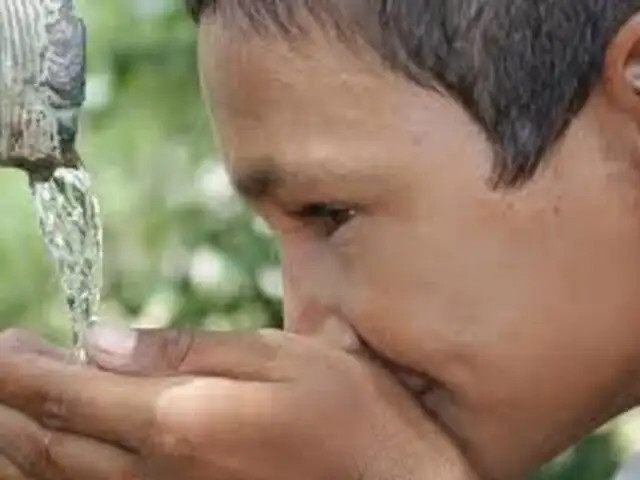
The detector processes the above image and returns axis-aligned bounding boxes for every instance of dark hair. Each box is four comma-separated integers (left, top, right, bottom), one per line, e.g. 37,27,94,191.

186,0,640,186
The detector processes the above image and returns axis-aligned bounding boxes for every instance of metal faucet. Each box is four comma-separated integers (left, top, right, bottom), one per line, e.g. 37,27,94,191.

0,0,85,177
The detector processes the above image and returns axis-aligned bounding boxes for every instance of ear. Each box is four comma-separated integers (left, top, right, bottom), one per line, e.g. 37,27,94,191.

603,13,640,120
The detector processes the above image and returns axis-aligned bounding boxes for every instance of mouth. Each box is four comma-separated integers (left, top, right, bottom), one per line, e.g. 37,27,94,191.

385,360,443,411
360,341,441,409
395,367,440,399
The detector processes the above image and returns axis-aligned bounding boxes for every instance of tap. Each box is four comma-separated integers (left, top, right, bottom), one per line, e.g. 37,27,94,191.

0,0,85,178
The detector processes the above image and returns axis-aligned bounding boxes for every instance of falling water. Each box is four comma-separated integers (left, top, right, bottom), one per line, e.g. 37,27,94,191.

0,0,98,362
29,166,103,363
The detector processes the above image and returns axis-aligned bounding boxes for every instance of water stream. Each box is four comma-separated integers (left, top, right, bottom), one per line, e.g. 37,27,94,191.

29,166,103,363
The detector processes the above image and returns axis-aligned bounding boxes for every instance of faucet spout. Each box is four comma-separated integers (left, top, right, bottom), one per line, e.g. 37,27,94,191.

0,0,86,176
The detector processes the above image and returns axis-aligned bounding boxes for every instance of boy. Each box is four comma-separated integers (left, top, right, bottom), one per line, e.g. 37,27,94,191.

1,1,640,478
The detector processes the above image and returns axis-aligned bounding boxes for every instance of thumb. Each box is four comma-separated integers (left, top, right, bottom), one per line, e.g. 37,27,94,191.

85,322,294,380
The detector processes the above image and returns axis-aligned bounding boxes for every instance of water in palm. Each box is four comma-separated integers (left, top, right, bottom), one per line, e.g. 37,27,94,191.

30,166,103,363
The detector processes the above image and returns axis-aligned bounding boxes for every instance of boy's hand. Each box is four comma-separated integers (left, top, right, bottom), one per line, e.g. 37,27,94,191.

0,327,478,480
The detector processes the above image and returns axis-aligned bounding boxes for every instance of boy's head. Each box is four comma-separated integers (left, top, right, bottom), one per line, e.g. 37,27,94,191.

189,1,640,478
188,0,640,184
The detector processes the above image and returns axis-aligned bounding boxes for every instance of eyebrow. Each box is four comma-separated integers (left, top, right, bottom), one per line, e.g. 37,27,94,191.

231,156,342,201
230,154,391,203
232,164,283,200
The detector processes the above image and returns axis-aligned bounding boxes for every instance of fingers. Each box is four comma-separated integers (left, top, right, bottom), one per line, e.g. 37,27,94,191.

86,324,298,380
0,404,139,480
0,329,66,361
0,326,307,454
0,353,160,452
0,456,28,480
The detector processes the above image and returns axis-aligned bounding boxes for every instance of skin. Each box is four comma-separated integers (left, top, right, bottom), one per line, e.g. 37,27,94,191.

1,10,640,480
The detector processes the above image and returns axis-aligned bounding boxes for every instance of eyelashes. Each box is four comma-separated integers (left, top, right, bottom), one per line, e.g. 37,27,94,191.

293,202,357,237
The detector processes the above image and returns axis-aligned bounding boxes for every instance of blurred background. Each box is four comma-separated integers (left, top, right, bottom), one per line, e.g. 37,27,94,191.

0,0,637,478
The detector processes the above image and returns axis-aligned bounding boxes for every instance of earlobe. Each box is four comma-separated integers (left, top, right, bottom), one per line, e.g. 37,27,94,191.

603,12,640,120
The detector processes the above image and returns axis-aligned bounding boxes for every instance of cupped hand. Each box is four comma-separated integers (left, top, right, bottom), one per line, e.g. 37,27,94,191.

0,326,477,480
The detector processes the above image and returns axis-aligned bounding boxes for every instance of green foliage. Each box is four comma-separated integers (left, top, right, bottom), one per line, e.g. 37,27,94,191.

529,433,621,480
1,0,281,340
0,1,623,478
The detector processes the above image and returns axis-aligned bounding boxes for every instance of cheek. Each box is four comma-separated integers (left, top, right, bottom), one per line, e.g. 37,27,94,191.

339,213,487,378
339,188,640,395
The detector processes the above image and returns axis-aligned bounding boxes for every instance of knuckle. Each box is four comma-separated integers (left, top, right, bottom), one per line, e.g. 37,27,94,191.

40,387,74,431
138,329,195,373
160,329,195,371
254,328,299,378
147,414,195,458
20,429,57,478
258,327,289,344
256,328,296,357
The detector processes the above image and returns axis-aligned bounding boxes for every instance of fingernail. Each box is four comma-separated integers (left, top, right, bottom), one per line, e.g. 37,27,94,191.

86,323,137,358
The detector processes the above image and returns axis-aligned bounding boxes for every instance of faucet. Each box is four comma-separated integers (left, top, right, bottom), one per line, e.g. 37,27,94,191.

0,0,86,178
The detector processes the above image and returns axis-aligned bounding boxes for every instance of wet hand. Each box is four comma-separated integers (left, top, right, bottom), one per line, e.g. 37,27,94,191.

0,327,477,480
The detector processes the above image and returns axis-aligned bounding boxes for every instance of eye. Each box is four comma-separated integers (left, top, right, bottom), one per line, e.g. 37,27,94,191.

293,202,357,237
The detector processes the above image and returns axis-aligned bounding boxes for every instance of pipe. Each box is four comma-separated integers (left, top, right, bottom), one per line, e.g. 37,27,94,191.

0,0,85,177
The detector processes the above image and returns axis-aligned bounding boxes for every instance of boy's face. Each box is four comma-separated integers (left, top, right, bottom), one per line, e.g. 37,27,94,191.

197,20,640,475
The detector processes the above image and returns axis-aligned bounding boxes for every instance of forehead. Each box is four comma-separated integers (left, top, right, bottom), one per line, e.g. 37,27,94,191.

197,22,413,126
195,20,489,191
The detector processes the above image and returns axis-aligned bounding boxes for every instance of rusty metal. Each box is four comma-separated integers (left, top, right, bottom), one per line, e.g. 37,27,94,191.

0,0,85,175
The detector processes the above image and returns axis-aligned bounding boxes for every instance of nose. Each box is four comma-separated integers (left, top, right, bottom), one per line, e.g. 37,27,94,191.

280,240,360,351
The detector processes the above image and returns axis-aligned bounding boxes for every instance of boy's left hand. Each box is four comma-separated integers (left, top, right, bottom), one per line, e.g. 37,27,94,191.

0,327,477,480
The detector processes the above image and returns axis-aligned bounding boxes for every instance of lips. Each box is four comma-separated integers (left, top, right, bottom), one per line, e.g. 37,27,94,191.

360,339,441,409
395,368,438,398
